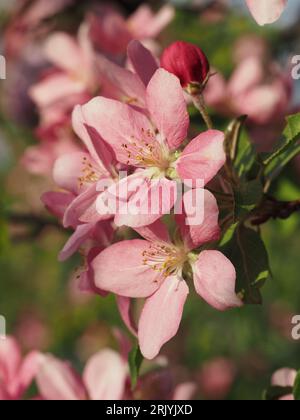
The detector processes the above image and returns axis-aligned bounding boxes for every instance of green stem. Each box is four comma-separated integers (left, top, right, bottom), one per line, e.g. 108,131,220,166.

192,94,213,130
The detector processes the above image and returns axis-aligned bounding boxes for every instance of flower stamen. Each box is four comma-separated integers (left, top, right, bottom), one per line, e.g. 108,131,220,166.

78,156,101,188
142,243,187,278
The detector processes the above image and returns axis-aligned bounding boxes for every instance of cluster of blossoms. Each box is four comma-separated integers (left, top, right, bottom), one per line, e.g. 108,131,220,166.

14,3,174,175
20,0,290,362
0,335,196,400
2,0,294,401
40,35,245,360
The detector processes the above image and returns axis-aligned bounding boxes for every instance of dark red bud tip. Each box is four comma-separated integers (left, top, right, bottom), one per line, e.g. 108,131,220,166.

161,41,210,89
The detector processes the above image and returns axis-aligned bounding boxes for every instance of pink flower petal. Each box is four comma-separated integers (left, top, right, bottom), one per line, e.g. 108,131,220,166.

44,32,84,73
76,248,109,297
228,57,263,97
80,97,155,166
246,0,287,26
147,69,189,151
88,6,132,55
96,53,146,107
36,355,86,401
193,251,243,311
129,5,175,39
42,191,74,220
53,152,91,195
63,184,99,228
114,177,178,228
15,351,44,399
29,73,85,109
272,369,297,388
135,219,170,243
176,189,221,251
83,350,127,400
92,239,163,298
127,40,159,87
59,223,94,262
0,337,22,388
116,296,138,337
72,105,115,174
138,277,189,359
173,382,197,400
176,130,226,186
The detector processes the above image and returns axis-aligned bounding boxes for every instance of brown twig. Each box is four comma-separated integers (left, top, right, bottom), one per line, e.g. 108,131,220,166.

6,212,65,242
251,196,300,226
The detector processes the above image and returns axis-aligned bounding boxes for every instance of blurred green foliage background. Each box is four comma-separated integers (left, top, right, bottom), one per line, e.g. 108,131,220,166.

1,0,300,400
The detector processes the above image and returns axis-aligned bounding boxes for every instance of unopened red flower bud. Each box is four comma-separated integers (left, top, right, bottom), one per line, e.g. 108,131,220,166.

161,41,210,90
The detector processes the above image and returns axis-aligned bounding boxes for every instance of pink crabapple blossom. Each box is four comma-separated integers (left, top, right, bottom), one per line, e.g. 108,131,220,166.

76,68,226,228
204,55,292,150
36,350,129,400
91,192,243,360
36,338,196,401
88,3,175,57
40,41,161,259
29,24,96,127
0,337,42,400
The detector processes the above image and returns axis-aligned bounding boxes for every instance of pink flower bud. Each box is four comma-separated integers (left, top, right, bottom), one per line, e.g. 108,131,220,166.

161,41,210,89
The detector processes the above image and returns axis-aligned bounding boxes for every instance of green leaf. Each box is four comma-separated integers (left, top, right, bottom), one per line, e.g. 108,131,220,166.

220,225,270,304
293,370,300,400
128,343,144,390
283,113,300,141
234,130,257,180
224,116,258,180
234,179,263,220
264,144,300,185
264,113,300,184
224,115,247,162
0,218,9,253
263,386,293,401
